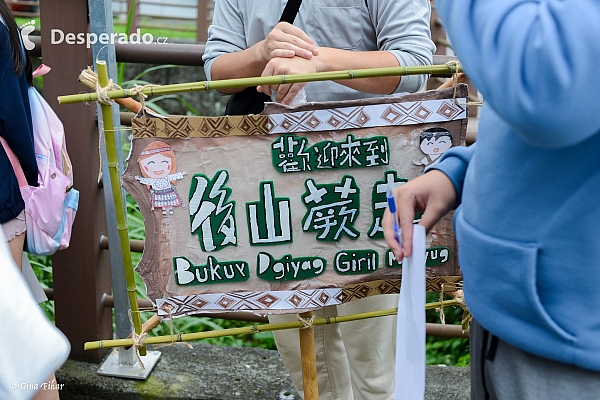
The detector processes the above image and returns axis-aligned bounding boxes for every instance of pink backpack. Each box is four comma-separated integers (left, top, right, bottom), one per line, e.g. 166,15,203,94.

0,65,79,255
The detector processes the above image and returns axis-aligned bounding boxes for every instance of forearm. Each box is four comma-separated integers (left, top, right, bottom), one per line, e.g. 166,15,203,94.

312,48,401,95
209,41,267,94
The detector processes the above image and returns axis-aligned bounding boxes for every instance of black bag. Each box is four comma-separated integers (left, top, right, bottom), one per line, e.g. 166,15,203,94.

225,87,270,116
224,0,303,116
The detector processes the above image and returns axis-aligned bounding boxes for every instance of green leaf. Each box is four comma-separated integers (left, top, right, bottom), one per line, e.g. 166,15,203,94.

133,65,181,81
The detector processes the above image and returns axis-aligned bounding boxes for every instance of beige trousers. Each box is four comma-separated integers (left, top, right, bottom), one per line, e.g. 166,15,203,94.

269,294,399,400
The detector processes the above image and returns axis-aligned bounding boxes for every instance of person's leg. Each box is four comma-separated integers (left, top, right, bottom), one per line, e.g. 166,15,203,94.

269,305,353,400
338,294,398,400
8,232,25,270
489,337,600,400
472,318,600,400
470,319,494,400
2,211,27,271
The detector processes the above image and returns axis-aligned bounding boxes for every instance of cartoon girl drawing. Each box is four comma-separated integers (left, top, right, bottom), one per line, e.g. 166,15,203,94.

135,141,187,215
412,127,453,167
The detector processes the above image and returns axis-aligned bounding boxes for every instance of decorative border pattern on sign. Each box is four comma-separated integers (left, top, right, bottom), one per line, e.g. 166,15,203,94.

132,115,269,139
156,288,343,318
342,276,463,302
268,98,467,134
156,276,462,318
131,98,466,139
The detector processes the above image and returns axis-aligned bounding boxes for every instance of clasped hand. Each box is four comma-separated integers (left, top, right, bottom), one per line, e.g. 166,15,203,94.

257,22,319,105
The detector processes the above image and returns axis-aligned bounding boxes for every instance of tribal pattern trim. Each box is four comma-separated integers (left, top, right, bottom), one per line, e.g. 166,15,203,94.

132,98,467,139
156,288,344,318
342,276,463,302
132,115,268,139
155,276,462,317
268,99,467,134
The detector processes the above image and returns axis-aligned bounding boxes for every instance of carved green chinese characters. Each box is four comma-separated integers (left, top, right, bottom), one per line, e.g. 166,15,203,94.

189,170,237,252
272,134,389,173
368,171,408,239
301,176,360,241
246,182,293,246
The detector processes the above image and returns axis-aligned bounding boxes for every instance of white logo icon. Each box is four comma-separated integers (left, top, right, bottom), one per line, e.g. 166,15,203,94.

19,20,36,51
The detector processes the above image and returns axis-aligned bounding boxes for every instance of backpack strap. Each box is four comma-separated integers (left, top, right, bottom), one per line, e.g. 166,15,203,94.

0,137,28,188
280,0,303,24
33,64,51,78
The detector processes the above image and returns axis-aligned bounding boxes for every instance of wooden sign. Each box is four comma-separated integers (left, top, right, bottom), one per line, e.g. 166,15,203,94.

123,85,468,318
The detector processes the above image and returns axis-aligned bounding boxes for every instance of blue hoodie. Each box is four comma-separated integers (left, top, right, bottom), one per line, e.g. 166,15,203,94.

433,0,600,372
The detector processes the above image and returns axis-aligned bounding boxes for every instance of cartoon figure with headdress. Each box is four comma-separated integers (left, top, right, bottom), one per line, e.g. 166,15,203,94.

135,141,187,215
412,127,453,167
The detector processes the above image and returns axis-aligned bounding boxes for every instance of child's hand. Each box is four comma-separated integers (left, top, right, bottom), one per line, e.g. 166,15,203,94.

182,171,188,176
135,176,142,181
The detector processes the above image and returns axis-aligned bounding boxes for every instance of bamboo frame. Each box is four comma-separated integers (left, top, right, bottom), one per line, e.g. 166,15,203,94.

62,63,466,375
298,311,319,399
57,64,462,105
96,60,145,356
84,299,460,350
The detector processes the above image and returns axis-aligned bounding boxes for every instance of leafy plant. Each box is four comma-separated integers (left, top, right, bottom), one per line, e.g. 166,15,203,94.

425,292,470,365
121,65,202,116
116,0,137,86
27,253,55,322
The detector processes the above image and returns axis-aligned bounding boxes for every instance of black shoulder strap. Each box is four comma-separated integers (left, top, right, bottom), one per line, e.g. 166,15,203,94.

280,0,303,24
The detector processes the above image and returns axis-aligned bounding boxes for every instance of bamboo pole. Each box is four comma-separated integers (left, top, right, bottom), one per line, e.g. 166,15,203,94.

437,72,469,89
298,311,319,400
84,299,460,350
78,67,165,117
124,314,161,350
96,60,146,356
58,64,462,105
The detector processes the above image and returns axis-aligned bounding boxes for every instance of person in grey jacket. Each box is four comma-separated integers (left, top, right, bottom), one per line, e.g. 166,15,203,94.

204,2,434,399
203,0,434,105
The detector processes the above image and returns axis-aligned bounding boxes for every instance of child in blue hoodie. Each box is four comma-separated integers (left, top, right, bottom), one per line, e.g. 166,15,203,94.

383,0,600,398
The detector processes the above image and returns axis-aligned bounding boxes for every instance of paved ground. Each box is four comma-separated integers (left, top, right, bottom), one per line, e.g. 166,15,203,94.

55,344,469,399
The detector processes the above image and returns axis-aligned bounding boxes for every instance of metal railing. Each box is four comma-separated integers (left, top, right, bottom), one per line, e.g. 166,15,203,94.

112,0,213,42
7,0,39,17
9,0,214,42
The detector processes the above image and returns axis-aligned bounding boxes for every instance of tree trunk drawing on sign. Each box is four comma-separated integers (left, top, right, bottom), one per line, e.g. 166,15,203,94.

122,85,468,319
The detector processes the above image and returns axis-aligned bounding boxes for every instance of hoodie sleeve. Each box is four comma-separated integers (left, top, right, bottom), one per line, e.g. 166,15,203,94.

436,0,600,149
426,143,476,206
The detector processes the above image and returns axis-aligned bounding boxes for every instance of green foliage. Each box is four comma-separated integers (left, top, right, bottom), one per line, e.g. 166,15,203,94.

27,253,55,323
14,17,40,27
112,19,197,41
117,0,137,85
121,65,202,116
425,292,470,366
